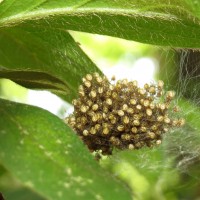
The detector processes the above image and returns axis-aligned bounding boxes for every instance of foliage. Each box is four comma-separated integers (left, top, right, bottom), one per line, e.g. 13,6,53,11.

0,1,200,200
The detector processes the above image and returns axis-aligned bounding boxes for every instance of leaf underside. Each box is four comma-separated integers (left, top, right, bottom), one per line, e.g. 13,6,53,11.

0,0,200,48
0,25,102,102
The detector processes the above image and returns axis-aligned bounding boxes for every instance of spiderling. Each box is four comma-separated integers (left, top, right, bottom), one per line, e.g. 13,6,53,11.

65,73,185,156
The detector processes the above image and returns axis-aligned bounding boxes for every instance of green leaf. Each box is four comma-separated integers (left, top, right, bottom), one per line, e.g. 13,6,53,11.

101,146,179,200
2,188,47,200
0,25,100,102
0,164,46,200
0,99,132,200
0,0,200,48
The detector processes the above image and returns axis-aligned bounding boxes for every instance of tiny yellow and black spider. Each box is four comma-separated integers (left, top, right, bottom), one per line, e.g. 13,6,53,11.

65,73,185,156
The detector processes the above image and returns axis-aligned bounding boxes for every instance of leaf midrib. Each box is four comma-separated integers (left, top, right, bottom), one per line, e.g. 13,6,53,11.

0,7,181,27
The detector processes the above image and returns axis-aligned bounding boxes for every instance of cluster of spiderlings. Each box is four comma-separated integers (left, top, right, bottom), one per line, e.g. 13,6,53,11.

65,73,185,156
